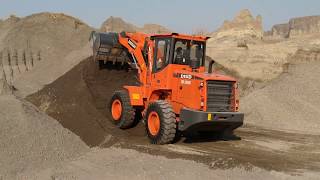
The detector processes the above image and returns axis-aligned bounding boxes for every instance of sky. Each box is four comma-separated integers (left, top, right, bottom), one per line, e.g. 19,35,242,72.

1,0,320,33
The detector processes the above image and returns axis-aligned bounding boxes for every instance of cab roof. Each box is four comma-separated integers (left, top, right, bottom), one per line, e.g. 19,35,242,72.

150,33,210,42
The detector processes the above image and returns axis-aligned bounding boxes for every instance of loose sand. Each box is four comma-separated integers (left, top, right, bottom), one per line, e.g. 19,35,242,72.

242,49,320,134
0,95,89,179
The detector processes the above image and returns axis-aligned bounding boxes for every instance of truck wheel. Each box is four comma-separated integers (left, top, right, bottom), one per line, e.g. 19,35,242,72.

109,90,135,129
145,100,177,144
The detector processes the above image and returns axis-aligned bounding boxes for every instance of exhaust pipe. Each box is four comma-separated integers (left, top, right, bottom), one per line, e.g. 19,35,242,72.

208,59,215,73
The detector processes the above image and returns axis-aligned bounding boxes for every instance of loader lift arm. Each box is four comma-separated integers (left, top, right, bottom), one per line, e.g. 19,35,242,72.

117,32,148,86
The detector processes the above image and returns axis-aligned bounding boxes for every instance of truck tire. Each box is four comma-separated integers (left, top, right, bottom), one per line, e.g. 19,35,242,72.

145,100,177,144
109,90,135,129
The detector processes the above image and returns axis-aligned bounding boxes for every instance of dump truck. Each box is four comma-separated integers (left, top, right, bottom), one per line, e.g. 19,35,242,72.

90,31,244,144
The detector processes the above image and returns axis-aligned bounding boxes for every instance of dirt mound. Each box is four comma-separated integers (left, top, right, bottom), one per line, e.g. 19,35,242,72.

0,95,89,178
100,16,138,32
141,23,171,34
2,12,91,55
100,16,171,33
0,12,93,96
241,48,320,134
27,57,144,146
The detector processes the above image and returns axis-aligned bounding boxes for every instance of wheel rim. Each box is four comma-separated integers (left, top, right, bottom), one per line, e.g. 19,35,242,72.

111,99,122,121
148,112,160,136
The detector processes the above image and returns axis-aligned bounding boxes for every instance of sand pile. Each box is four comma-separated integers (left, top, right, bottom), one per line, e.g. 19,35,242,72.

0,95,89,179
2,13,91,58
100,16,171,33
0,60,11,95
0,13,95,179
27,57,141,146
13,43,92,97
242,48,320,134
0,13,93,96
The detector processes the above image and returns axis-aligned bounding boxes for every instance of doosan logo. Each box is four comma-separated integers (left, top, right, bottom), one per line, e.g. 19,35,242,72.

180,74,192,79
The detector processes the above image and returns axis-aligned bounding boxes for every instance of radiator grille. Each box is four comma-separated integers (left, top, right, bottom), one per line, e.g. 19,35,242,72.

206,81,233,112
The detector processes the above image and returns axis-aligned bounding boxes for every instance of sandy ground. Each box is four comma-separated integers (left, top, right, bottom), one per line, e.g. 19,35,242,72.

22,148,320,180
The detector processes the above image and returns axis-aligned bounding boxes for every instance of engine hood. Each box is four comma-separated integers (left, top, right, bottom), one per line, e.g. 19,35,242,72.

175,70,237,82
196,72,237,81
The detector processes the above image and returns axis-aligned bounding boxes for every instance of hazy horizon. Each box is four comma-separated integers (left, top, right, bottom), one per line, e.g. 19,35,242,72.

1,0,320,33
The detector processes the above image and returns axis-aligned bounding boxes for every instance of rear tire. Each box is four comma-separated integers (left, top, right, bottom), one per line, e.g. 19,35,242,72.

145,100,177,144
109,90,135,129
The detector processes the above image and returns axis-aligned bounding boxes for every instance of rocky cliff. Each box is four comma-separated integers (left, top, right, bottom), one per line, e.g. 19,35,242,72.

289,16,320,37
100,16,171,34
268,16,320,38
268,23,290,38
212,9,263,40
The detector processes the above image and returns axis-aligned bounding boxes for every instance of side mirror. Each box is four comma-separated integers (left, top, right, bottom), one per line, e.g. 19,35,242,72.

208,60,215,73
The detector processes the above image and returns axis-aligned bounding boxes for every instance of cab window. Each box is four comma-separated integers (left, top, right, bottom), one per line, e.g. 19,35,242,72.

173,39,205,67
174,40,188,65
154,39,171,72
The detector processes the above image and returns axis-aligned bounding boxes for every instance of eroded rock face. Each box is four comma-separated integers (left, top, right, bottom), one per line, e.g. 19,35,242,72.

270,23,290,38
212,9,263,40
269,16,320,38
100,16,171,33
289,16,320,37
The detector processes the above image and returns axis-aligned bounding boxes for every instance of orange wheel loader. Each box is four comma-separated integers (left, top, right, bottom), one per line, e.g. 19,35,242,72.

90,31,244,144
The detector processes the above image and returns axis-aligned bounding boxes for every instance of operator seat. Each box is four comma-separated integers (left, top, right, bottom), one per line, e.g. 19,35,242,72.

174,47,184,65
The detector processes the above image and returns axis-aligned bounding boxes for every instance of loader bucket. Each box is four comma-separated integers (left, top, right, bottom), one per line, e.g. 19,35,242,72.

90,31,131,70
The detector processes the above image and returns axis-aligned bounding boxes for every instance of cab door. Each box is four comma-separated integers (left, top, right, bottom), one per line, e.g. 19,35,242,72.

151,38,171,89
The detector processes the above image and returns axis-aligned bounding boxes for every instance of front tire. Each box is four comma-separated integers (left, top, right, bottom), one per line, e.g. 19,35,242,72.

109,90,135,129
145,100,177,144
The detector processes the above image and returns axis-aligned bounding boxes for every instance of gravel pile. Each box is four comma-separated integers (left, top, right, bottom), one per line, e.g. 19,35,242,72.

242,49,320,134
0,95,89,178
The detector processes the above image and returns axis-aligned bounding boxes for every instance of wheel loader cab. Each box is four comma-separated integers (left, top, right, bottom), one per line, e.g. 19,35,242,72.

152,36,206,72
148,35,209,114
